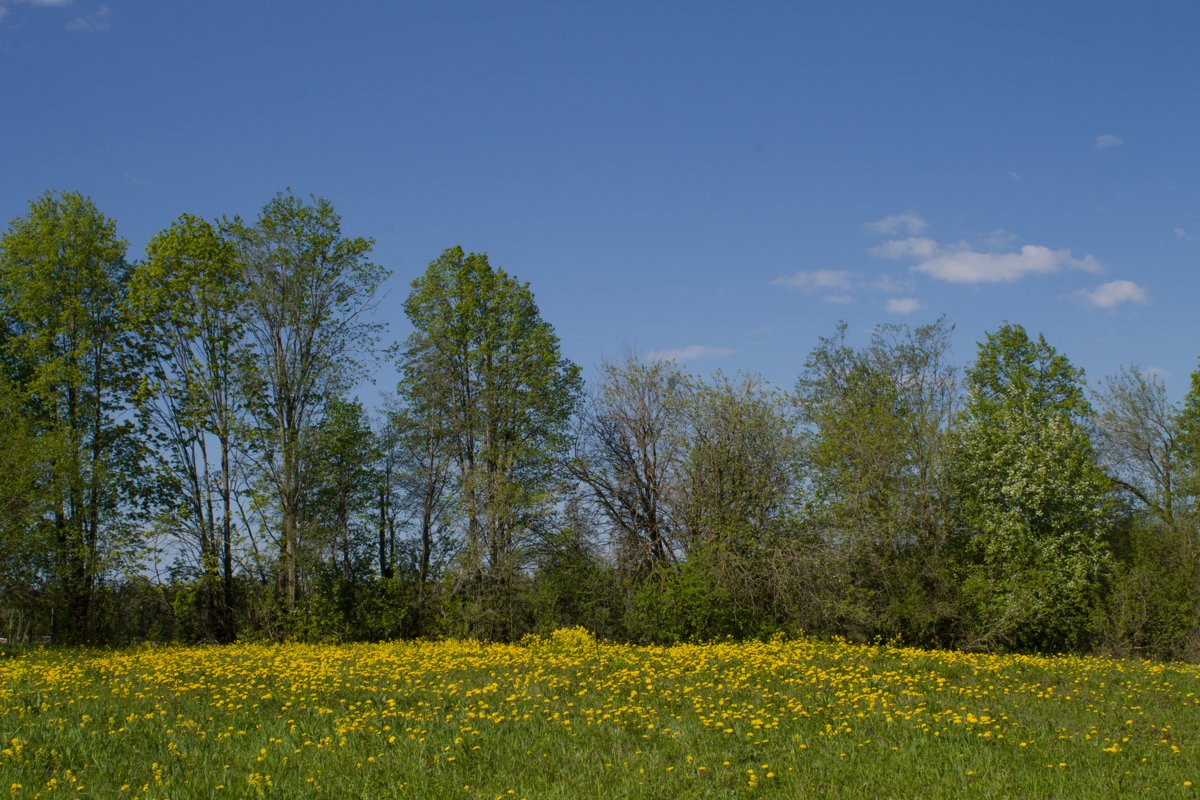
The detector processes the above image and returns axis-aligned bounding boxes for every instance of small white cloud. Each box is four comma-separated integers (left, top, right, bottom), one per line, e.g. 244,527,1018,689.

886,297,922,315
1008,170,1022,180
0,6,8,20
1075,280,1148,309
646,345,734,363
1175,227,1195,241
870,275,912,293
1095,133,1124,151
983,229,1018,249
867,219,1104,285
775,270,916,303
865,213,927,236
66,3,108,31
914,244,1101,284
772,269,854,292
870,237,939,260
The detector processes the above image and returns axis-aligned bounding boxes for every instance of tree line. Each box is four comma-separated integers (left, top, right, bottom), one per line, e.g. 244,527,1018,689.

1,190,1198,659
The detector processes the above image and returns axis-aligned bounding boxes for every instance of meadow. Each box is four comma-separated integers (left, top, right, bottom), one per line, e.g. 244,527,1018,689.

1,628,1198,798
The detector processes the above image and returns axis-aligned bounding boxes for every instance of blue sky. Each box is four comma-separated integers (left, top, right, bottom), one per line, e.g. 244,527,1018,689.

2,1,1197,402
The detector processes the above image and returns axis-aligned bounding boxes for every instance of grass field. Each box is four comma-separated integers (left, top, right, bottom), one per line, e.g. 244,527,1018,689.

1,628,1198,798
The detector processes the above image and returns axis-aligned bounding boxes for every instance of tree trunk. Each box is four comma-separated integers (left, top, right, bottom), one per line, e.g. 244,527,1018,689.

221,427,235,642
378,482,391,579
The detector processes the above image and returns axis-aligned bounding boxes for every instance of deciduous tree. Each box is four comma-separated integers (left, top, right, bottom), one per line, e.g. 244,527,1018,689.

127,214,246,640
0,191,145,642
954,324,1111,651
232,192,386,616
795,318,958,642
570,352,689,575
399,247,581,636
1094,365,1185,526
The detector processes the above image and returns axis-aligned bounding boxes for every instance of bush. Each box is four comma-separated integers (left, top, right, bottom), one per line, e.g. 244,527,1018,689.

1098,517,1200,661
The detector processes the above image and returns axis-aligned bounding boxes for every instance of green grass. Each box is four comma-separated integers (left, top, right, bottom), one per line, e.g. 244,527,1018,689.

1,630,1198,798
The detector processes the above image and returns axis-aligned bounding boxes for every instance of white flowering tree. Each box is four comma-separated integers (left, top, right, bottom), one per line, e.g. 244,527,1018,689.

954,324,1112,651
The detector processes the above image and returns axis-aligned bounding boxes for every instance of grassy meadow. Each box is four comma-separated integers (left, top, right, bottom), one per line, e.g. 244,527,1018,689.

1,628,1199,798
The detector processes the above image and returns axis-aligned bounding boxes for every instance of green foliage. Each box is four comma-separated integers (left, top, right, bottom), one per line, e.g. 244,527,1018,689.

353,578,422,641
954,324,1112,652
1180,361,1200,503
681,372,799,556
0,374,51,610
624,552,792,644
127,213,247,642
4,188,1200,659
796,318,959,646
625,561,731,643
400,247,582,636
1099,515,1200,661
304,398,379,579
231,191,387,616
0,191,146,643
528,506,622,638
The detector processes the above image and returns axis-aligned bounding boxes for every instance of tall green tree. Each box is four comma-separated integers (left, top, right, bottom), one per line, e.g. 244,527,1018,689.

400,247,582,636
953,324,1111,651
126,214,246,640
795,318,959,642
0,191,145,642
232,192,387,617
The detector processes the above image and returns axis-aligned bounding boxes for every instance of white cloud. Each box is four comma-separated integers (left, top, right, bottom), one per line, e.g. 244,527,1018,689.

774,270,912,304
914,244,1101,284
865,213,927,236
870,237,939,260
0,6,8,20
1075,280,1148,309
983,229,1017,248
772,269,854,292
1175,227,1195,241
1095,133,1124,151
868,216,1108,287
871,275,912,293
66,3,108,31
886,298,922,315
646,345,734,363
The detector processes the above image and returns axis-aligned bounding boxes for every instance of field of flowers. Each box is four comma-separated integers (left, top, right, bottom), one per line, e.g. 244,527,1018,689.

1,628,1198,798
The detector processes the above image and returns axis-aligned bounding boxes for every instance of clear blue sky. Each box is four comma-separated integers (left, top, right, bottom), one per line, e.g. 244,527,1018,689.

2,1,1197,401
